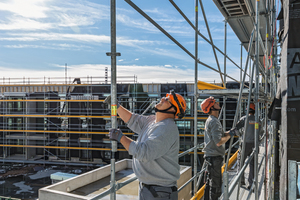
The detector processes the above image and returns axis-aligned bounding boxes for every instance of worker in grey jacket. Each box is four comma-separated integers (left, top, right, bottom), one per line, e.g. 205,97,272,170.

201,96,236,200
105,90,186,200
236,103,263,189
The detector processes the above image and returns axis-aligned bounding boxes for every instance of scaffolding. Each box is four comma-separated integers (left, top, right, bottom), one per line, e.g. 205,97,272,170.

1,0,281,199
0,77,221,165
105,0,279,199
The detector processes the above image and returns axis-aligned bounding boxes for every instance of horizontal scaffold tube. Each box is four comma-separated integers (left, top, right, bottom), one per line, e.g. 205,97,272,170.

0,130,240,138
0,114,207,120
0,99,104,102
0,144,214,155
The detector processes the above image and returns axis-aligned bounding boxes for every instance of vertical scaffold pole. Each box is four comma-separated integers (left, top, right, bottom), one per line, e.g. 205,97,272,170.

239,44,243,119
222,23,228,200
264,2,270,200
254,0,260,199
223,20,227,131
108,0,119,199
223,21,227,198
193,0,198,192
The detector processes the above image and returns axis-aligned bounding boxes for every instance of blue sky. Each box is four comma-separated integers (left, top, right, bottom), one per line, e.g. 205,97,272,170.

0,0,246,83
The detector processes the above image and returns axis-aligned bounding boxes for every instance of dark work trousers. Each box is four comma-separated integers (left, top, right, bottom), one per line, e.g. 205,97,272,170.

204,156,223,200
139,182,178,200
237,142,255,186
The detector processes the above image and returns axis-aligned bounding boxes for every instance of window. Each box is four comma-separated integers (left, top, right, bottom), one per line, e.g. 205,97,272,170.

143,85,147,92
17,139,23,145
185,98,192,115
8,118,12,130
153,85,158,92
8,102,12,111
58,141,69,158
176,121,191,130
197,121,205,134
17,118,22,130
80,150,92,161
17,100,23,111
36,102,44,113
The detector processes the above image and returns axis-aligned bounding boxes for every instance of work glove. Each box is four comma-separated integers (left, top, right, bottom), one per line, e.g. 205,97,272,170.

104,95,120,108
108,128,124,142
229,127,240,137
235,118,245,130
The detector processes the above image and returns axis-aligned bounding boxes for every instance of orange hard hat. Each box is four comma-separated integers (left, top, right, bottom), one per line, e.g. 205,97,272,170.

201,96,216,114
166,90,186,119
250,103,255,110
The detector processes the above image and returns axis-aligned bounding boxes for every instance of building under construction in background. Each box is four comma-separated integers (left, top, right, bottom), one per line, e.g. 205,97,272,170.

0,77,241,166
2,0,300,199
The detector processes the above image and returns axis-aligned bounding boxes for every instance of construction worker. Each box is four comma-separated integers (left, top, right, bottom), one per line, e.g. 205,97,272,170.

200,96,236,200
104,90,186,200
236,102,262,189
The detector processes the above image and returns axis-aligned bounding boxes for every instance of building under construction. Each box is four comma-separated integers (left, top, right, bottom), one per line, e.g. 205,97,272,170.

0,78,240,166
2,0,300,199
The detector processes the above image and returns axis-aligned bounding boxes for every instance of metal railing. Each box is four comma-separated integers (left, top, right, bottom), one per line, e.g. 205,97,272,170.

0,76,137,85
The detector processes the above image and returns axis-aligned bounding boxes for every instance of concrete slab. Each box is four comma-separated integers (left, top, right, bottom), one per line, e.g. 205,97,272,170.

70,168,137,198
39,159,192,200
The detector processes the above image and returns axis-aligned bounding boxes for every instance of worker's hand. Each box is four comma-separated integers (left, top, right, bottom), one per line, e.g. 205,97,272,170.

229,128,240,137
236,118,245,130
229,128,238,137
104,95,120,108
109,128,124,142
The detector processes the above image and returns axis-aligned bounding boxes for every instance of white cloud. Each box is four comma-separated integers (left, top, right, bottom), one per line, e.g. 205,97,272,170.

0,0,110,31
4,44,41,48
57,13,91,27
146,47,191,62
206,14,224,23
117,13,194,36
0,0,50,19
4,43,92,51
1,32,190,62
0,17,52,30
143,8,165,16
0,62,240,84
0,64,192,83
53,1,110,29
0,33,110,43
117,37,167,47
0,33,169,47
117,14,159,33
